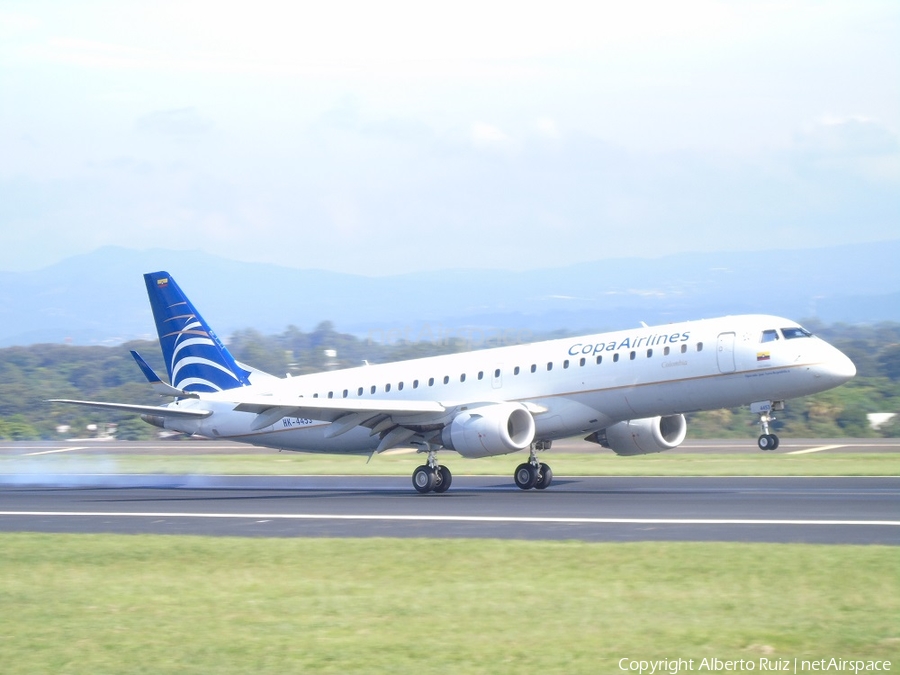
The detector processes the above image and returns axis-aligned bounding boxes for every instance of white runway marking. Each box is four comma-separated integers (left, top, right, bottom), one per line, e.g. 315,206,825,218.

787,444,846,455
21,446,89,456
1,511,898,527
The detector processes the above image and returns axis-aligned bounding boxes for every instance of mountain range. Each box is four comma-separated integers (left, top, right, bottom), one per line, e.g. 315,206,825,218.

1,241,899,347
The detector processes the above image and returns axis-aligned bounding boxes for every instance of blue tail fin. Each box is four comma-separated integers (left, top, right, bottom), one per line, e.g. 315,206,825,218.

144,272,251,393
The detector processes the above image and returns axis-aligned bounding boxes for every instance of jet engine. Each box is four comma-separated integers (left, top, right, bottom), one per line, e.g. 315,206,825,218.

441,402,536,458
585,414,687,456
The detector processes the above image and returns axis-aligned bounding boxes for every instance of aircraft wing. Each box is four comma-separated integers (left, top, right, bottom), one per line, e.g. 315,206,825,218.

47,399,212,419
230,395,543,417
231,395,446,416
229,395,448,432
227,394,545,442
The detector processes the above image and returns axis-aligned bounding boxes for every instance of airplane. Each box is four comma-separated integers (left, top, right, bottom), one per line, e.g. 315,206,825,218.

51,271,857,493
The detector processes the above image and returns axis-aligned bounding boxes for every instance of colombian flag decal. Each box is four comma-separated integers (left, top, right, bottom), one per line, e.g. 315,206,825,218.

157,278,169,287
757,351,770,362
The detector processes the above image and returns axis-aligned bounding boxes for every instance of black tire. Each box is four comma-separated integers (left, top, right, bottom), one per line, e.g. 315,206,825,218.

412,465,436,493
433,465,453,493
769,434,780,450
514,463,538,490
535,463,553,490
758,434,773,451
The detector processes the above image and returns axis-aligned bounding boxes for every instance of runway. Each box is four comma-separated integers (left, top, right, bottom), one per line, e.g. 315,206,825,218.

2,476,898,544
3,437,900,455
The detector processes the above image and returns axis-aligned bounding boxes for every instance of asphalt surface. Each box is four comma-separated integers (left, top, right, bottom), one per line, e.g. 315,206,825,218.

3,438,899,455
2,475,898,544
2,439,898,544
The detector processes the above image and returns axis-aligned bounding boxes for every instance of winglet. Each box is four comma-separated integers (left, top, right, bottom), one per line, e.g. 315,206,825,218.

130,350,195,398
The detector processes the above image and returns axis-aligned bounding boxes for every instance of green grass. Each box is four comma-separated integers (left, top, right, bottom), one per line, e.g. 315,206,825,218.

1,535,898,674
4,451,900,476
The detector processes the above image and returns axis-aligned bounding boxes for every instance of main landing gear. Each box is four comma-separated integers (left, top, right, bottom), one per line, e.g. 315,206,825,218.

411,441,555,493
514,441,553,490
752,400,783,451
412,450,452,494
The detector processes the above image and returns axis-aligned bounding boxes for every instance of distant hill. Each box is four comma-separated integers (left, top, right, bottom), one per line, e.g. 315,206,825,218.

1,241,899,347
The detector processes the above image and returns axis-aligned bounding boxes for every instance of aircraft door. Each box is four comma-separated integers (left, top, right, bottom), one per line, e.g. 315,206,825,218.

717,332,736,373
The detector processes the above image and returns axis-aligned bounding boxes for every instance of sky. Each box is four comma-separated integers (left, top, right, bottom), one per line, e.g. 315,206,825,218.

1,0,898,275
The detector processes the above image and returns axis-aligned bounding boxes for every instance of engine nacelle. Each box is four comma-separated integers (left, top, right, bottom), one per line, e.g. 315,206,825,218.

585,414,687,456
441,402,536,459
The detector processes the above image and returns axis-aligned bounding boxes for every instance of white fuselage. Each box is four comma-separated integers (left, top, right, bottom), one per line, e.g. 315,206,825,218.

160,314,856,454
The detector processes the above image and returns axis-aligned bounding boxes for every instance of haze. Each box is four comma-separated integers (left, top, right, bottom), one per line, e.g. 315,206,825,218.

1,1,898,275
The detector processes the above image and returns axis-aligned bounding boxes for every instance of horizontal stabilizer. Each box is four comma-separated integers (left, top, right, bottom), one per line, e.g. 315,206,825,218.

48,399,212,419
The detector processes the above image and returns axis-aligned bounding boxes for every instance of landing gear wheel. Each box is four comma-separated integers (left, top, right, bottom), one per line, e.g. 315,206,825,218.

433,465,453,493
535,463,553,490
412,465,436,493
757,434,779,451
514,463,538,490
752,402,783,452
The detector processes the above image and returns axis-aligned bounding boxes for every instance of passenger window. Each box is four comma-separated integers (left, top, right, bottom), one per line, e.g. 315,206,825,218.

478,371,484,380
563,359,569,368
398,382,404,390
613,353,619,363
428,378,434,387
370,385,376,394
579,357,586,367
629,351,636,360
358,387,363,396
342,389,348,398
531,364,537,373
664,346,670,356
596,355,602,364
327,391,333,399
647,349,653,358
514,366,521,375
494,369,501,378
413,380,419,389
460,374,466,382
385,384,391,393
761,329,779,343
443,375,449,384
547,362,553,371
681,344,687,354
697,342,703,352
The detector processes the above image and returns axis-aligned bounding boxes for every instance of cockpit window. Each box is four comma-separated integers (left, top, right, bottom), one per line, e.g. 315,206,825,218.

760,329,779,343
782,327,812,339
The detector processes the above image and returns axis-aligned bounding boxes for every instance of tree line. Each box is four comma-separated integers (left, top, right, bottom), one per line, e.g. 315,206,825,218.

2,320,899,441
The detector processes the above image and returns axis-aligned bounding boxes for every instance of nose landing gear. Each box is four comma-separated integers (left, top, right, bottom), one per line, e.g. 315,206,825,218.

751,401,783,451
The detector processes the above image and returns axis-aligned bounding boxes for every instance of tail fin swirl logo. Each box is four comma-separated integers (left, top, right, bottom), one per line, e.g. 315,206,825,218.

144,272,251,393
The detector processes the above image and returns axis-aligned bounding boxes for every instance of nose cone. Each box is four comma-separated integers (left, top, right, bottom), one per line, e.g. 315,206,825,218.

826,348,857,383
